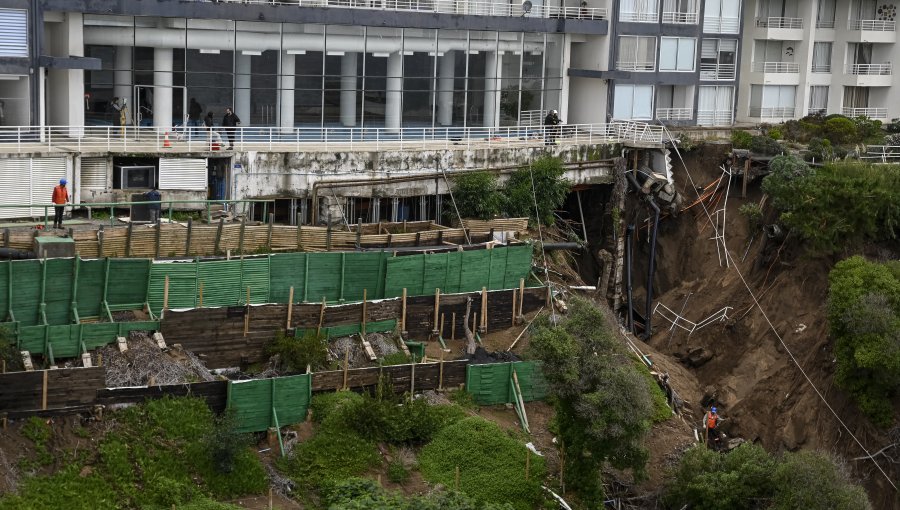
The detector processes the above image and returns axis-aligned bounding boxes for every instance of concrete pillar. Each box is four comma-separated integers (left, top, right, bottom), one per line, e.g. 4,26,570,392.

483,51,500,128
235,53,252,126
153,47,173,130
340,52,358,127
113,47,132,124
47,12,85,131
277,51,296,131
437,52,455,126
386,52,402,132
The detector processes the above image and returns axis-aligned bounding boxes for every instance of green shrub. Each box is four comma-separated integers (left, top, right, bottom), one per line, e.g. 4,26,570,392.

346,395,466,445
419,417,545,510
321,478,516,509
828,257,900,426
851,116,884,144
503,156,571,226
22,416,51,446
267,329,328,373
749,135,785,156
823,117,858,145
451,171,505,220
731,130,752,149
278,423,380,490
309,391,365,425
767,127,783,140
387,459,411,484
739,203,763,232
381,351,411,366
805,137,834,162
0,331,22,372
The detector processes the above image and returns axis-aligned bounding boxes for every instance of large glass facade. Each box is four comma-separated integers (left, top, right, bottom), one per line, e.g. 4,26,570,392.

82,15,563,129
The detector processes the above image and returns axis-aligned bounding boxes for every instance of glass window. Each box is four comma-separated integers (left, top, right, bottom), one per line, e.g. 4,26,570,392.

619,0,659,23
697,85,733,125
816,0,836,28
809,86,828,114
402,28,437,127
613,84,654,119
811,42,832,72
617,36,656,71
660,37,696,71
703,0,741,34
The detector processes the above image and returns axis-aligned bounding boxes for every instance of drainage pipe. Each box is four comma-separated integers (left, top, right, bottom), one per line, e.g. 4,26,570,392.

624,224,634,334
644,199,660,340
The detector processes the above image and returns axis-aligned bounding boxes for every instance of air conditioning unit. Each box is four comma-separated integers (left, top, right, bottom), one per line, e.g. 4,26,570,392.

114,165,156,189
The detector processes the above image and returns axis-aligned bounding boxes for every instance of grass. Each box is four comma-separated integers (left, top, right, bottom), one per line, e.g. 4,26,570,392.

0,397,268,510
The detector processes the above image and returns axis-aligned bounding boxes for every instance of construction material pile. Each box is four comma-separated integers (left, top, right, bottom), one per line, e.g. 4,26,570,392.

100,331,215,387
328,332,404,368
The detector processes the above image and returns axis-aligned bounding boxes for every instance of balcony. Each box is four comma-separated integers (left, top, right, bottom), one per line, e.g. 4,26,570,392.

700,63,736,81
703,16,740,34
696,110,733,126
749,107,796,120
619,11,658,23
842,107,887,118
846,63,893,86
808,108,827,116
754,17,805,40
816,20,835,29
752,61,801,84
656,108,693,121
811,63,831,73
662,11,699,24
615,60,655,72
847,19,897,43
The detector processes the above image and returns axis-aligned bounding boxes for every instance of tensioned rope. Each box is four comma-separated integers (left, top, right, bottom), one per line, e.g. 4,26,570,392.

661,124,898,491
527,160,556,320
440,168,472,246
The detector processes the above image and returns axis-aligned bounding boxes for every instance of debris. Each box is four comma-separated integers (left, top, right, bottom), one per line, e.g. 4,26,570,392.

116,336,128,353
685,347,713,368
21,351,33,371
100,332,214,387
794,324,807,333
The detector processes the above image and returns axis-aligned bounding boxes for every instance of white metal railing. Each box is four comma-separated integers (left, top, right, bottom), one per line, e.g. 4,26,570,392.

750,107,796,118
862,145,900,162
847,63,893,75
616,61,656,72
206,0,609,19
0,122,665,153
619,11,658,22
518,110,545,127
752,61,800,73
811,63,831,73
842,107,888,118
703,16,740,34
816,19,835,28
696,110,734,126
662,11,699,24
849,19,896,31
808,108,827,115
756,17,803,29
656,108,693,121
700,63,736,80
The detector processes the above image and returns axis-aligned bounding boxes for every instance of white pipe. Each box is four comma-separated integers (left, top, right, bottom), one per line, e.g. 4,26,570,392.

113,47,132,123
153,47,173,130
340,52,357,127
386,52,402,132
437,52,454,126
277,51,295,131
234,53,251,126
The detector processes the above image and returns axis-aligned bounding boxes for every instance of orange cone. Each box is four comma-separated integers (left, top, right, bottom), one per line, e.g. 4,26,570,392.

163,131,172,148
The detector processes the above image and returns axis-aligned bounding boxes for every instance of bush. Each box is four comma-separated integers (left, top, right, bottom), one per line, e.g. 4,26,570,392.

823,117,858,145
451,171,505,220
851,116,884,144
750,135,785,156
503,156,571,226
387,459,411,484
773,450,872,510
805,137,834,162
731,130,752,149
345,394,466,445
767,127,783,140
321,478,516,509
419,417,545,510
739,203,763,232
267,329,328,373
828,257,900,426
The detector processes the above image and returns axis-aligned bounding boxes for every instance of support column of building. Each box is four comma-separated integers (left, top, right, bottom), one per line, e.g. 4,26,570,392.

153,47,173,130
437,52,455,126
340,52,358,127
47,12,85,131
277,51,296,131
483,51,500,128
113,47,132,124
386,52,403,132
234,53,252,126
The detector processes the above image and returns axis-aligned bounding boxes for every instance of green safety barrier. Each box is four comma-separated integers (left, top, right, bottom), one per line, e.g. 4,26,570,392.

295,319,398,339
17,321,160,359
465,361,549,406
227,374,312,434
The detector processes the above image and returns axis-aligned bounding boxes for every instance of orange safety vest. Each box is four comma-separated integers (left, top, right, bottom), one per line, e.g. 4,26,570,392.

52,185,68,205
706,412,718,429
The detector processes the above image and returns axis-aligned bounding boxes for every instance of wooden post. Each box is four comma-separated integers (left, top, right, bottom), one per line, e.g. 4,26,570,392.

185,217,193,256
286,287,294,330
41,369,48,410
742,158,750,198
401,288,408,335
155,217,162,258
355,217,362,248
432,288,441,334
214,217,224,255
546,285,552,307
342,346,350,390
296,215,303,250
198,281,204,308
125,221,133,257
438,349,444,390
326,213,333,251
268,487,273,510
410,356,416,397
267,213,274,248
243,286,251,337
473,312,478,336
518,278,525,321
451,312,456,340
238,217,246,255
480,287,487,333
98,225,105,257
317,297,327,336
439,313,445,338
162,276,170,318
361,289,368,336
511,289,517,327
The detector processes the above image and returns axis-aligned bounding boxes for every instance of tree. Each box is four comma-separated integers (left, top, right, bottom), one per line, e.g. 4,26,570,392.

450,171,505,220
503,156,570,226
528,298,658,504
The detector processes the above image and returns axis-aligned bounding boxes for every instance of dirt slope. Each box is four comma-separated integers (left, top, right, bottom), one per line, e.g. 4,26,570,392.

627,144,899,509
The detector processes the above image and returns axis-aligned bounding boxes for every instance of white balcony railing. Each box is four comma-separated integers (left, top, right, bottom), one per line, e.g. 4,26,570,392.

752,61,801,73
700,63,736,80
811,63,831,73
703,16,740,33
816,19,835,28
756,17,803,29
206,0,610,19
619,10,658,22
808,108,827,115
656,108,693,121
662,11,699,24
849,19,896,31
0,122,666,154
842,107,888,118
847,63,893,75
696,110,734,126
750,107,796,119
616,61,656,72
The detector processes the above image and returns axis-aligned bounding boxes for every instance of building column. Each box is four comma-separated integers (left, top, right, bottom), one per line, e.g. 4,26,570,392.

437,52,454,126
235,53,251,126
153,47,173,130
483,51,500,128
386,52,402,132
277,51,296,131
340,52,358,127
113,47,132,124
47,12,84,131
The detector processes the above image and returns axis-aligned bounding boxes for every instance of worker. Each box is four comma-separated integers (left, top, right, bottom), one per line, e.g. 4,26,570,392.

52,179,69,229
145,187,162,224
544,109,562,145
705,406,722,447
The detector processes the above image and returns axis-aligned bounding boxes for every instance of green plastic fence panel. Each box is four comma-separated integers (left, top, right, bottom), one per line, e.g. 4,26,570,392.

465,361,547,405
10,260,42,326
76,259,105,319
342,252,387,301
17,325,45,354
148,261,199,313
81,323,121,350
503,245,534,289
241,257,270,304
48,324,79,358
227,374,311,433
458,249,491,292
107,259,152,310
299,318,397,339
384,254,426,297
306,252,343,302
198,259,242,308
268,252,306,303
44,259,75,325
0,262,8,321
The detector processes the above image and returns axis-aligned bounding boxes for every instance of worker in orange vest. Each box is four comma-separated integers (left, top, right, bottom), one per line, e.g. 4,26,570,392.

52,179,69,229
705,406,723,448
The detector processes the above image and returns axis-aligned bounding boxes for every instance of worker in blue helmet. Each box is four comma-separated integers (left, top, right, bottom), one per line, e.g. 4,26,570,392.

52,178,69,229
705,406,722,448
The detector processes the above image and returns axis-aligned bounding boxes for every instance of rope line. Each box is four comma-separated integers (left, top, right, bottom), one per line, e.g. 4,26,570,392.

527,161,555,320
661,125,898,491
439,168,472,245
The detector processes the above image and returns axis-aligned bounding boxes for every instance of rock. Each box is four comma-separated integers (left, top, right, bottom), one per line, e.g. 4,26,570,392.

685,347,713,367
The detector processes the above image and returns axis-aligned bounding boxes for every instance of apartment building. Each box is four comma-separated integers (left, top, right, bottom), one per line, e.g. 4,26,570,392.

738,0,898,123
